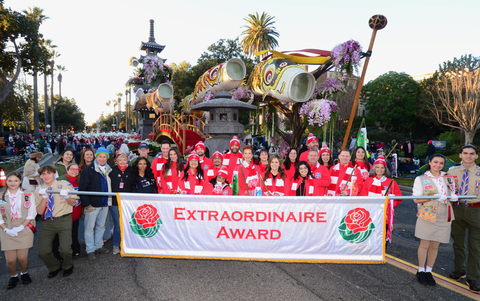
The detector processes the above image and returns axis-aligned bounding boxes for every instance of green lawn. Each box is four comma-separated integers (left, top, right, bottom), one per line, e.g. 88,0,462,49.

395,177,414,187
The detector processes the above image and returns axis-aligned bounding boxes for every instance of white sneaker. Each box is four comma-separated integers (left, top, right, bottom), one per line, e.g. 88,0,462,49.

113,246,120,255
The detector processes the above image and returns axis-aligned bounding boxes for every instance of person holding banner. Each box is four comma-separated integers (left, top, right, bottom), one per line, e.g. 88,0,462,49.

288,161,319,196
235,146,262,196
0,171,37,289
159,149,184,194
359,156,402,246
299,133,319,163
350,146,372,181
412,154,457,287
327,149,363,196
259,155,289,196
132,157,157,194
207,166,232,195
319,145,334,169
206,151,223,179
178,152,208,195
307,150,331,196
283,148,298,180
222,136,243,182
109,154,134,255
257,149,269,174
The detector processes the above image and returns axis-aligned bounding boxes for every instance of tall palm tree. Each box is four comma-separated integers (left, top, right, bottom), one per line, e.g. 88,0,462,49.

240,12,280,59
56,65,67,103
49,50,60,133
41,39,55,134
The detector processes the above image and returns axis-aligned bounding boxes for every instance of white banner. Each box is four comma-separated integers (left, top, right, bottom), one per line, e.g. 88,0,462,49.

118,194,387,263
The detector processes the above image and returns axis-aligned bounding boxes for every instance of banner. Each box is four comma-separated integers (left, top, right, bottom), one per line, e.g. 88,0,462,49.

118,194,387,263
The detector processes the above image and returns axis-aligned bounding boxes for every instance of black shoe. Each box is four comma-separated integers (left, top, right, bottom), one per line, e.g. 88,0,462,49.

63,266,74,277
95,247,109,254
7,276,19,289
425,272,436,286
47,268,62,278
467,280,480,294
21,273,32,285
416,271,428,285
449,270,466,281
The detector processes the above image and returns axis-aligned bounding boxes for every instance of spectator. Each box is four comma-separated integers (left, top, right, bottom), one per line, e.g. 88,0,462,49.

22,152,43,193
132,157,157,194
426,140,436,163
403,138,414,159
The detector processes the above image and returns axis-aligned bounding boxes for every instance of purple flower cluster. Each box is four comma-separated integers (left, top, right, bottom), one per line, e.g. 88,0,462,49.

331,39,362,76
204,91,216,101
299,99,339,127
126,77,144,86
232,86,255,104
271,132,292,160
143,57,164,84
314,77,347,99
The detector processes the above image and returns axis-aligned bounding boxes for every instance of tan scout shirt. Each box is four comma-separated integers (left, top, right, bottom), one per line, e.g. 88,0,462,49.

447,164,480,204
34,180,75,217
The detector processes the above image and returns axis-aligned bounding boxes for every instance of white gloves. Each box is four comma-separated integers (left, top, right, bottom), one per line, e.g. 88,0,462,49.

450,194,459,203
435,194,447,204
4,228,18,237
38,188,48,198
60,189,69,198
12,225,24,234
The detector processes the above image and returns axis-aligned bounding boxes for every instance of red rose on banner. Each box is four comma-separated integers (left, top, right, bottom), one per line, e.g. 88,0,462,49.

344,208,373,234
134,204,160,229
247,177,259,189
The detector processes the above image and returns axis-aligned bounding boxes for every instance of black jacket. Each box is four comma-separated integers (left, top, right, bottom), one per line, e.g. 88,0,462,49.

109,165,135,206
132,172,157,194
79,163,111,207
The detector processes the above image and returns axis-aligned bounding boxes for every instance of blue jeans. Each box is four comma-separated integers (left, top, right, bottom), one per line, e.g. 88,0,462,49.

84,207,108,254
109,206,121,247
103,210,112,241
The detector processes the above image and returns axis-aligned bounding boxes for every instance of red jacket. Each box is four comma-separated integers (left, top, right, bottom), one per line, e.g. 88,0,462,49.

327,163,364,196
159,162,181,194
221,152,243,182
234,161,262,196
177,170,209,195
348,160,372,181
152,155,168,192
287,176,319,196
206,179,233,196
283,162,296,181
206,166,221,179
199,157,213,177
309,162,331,196
259,172,290,196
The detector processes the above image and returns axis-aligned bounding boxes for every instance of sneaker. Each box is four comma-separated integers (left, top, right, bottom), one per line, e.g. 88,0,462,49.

113,246,120,255
87,252,96,261
416,271,427,285
467,280,480,294
95,247,110,254
7,276,19,289
425,272,436,286
449,270,466,281
21,273,32,285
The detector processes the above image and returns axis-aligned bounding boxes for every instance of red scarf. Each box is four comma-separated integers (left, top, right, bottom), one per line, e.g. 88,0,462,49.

66,174,79,188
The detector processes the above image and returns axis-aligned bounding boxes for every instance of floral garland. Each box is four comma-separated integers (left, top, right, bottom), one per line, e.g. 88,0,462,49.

143,56,164,84
299,99,339,127
331,39,362,76
313,76,347,99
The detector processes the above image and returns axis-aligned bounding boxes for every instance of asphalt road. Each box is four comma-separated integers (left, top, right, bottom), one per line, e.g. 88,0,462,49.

0,160,477,301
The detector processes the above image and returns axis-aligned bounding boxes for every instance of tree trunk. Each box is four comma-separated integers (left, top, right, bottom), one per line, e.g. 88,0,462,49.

44,71,49,134
0,41,22,105
50,60,55,134
465,130,476,145
270,100,306,150
33,71,40,138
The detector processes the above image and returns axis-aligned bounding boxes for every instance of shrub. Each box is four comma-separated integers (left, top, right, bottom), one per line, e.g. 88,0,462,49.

437,131,463,153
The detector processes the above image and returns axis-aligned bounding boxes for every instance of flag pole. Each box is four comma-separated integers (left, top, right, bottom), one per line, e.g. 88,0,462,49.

342,15,387,149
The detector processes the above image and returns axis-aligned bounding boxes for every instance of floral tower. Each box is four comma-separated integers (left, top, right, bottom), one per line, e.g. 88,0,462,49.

127,19,173,140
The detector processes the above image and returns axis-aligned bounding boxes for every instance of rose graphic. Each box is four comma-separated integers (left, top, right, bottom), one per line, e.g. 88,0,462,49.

339,208,375,243
247,177,259,189
129,204,162,238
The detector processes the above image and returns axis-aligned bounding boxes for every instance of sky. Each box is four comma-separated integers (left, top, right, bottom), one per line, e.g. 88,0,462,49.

7,0,480,125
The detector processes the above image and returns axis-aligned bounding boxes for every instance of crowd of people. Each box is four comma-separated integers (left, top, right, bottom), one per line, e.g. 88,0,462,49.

0,133,479,294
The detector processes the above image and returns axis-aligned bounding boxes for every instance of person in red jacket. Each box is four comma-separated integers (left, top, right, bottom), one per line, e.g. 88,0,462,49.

151,140,171,193
260,155,289,196
319,145,334,169
222,136,243,182
178,152,208,195
307,150,331,196
235,145,262,196
288,161,319,196
283,148,298,180
359,155,402,244
207,166,232,196
195,141,213,176
206,151,223,179
327,149,364,196
159,149,184,194
349,146,372,181
257,149,269,174
299,133,319,163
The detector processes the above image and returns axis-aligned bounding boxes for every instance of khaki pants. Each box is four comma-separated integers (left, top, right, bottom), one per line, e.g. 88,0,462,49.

38,214,73,271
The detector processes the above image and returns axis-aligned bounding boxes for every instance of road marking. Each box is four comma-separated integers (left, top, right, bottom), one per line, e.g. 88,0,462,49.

386,254,480,300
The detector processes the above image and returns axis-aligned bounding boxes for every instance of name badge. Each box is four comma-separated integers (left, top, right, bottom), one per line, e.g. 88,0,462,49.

223,159,229,165
309,186,314,194
157,163,164,170
291,183,298,190
119,182,124,189
166,182,172,189
194,185,203,194
242,160,249,168
276,179,284,187
237,158,242,164
265,178,272,186
184,181,191,189
207,170,214,177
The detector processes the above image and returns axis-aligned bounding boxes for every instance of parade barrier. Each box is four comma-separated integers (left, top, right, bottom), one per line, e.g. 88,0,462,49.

46,191,477,264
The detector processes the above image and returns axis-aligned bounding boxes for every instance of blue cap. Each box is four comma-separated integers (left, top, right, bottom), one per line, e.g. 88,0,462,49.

138,143,149,149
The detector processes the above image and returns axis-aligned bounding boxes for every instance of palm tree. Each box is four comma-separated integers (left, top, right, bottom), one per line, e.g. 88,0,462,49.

56,65,67,104
49,50,60,133
41,39,55,134
240,12,280,59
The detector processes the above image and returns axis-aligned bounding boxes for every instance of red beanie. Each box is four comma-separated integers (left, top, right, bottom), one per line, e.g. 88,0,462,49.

319,145,331,155
307,133,318,145
195,141,206,151
230,136,240,148
374,155,387,167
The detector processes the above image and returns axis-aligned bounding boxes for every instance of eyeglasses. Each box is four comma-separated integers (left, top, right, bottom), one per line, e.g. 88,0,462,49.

69,168,79,171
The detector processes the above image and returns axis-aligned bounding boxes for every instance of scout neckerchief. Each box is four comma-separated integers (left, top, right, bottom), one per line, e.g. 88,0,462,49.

45,186,55,220
7,189,19,220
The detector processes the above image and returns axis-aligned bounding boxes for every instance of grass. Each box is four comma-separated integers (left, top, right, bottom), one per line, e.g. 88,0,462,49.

395,177,414,187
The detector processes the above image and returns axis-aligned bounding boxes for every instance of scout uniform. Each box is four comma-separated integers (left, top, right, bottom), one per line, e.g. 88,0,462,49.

34,180,75,272
447,164,480,282
0,191,36,251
